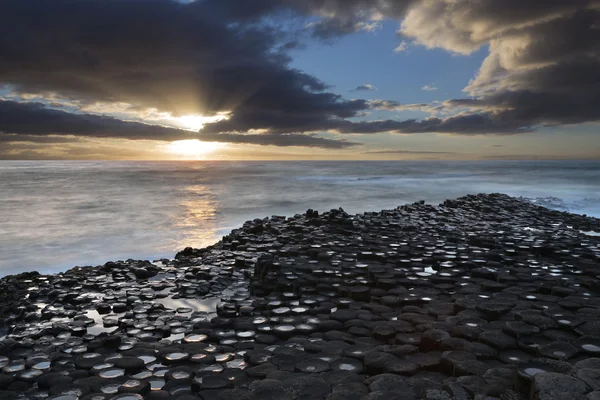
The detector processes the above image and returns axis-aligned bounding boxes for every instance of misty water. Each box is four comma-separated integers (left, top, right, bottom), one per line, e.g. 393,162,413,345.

1,160,599,276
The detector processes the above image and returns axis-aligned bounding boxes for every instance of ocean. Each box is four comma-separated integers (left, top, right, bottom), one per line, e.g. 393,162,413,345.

1,160,599,277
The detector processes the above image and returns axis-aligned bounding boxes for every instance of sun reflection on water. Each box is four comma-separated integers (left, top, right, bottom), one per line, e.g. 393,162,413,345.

172,184,220,251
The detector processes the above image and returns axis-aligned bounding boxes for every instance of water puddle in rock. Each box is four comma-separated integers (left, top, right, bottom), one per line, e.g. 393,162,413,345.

156,297,220,313
85,310,122,335
581,231,600,237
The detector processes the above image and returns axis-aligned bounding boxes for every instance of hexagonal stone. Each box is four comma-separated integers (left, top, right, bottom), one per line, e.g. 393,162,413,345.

577,321,600,337
111,357,145,373
483,367,519,396
372,324,396,341
576,358,600,370
574,337,600,356
247,379,294,400
455,375,490,396
503,321,540,337
245,362,278,378
405,352,441,371
395,333,422,346
330,358,364,373
361,390,416,400
384,359,420,375
296,358,330,373
282,376,331,398
476,301,513,319
463,342,498,359
444,382,470,400
538,342,578,360
420,330,450,352
453,359,491,377
532,372,589,399
425,389,453,400
575,369,600,391
332,382,368,396
198,375,232,389
518,314,557,330
330,310,359,322
500,389,527,400
497,349,533,364
364,352,399,375
366,374,411,392
588,391,600,400
478,330,517,350
440,351,476,374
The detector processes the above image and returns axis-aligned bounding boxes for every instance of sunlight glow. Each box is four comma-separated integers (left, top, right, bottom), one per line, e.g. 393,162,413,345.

166,140,224,159
174,113,230,131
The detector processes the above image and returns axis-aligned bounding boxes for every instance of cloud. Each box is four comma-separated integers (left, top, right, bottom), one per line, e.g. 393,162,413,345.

0,133,84,144
393,40,410,53
0,100,198,141
1,0,598,146
0,0,362,121
311,19,380,41
399,1,600,130
199,0,417,23
0,100,356,148
367,100,430,111
197,132,360,148
400,1,590,55
0,140,163,160
422,84,438,91
201,0,600,136
0,0,405,145
352,84,377,92
332,113,533,135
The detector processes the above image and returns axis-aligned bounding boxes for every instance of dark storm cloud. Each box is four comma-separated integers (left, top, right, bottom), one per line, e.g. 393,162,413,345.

203,110,531,136
0,0,371,122
0,0,292,116
1,0,598,144
335,113,533,135
201,0,600,135
0,100,193,141
0,100,355,148
199,0,416,22
0,0,389,145
407,2,600,131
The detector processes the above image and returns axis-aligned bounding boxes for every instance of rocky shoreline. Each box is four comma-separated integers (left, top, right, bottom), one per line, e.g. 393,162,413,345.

1,193,599,400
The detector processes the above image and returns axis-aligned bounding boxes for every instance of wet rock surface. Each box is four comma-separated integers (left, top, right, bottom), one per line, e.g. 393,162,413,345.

0,193,599,399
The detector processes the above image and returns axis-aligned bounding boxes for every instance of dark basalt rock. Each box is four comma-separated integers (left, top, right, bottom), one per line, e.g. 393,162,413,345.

532,372,589,399
1,193,599,400
365,374,411,392
110,357,145,373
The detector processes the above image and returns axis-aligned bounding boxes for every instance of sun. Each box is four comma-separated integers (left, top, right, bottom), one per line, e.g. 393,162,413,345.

177,115,212,131
174,113,230,131
166,139,224,159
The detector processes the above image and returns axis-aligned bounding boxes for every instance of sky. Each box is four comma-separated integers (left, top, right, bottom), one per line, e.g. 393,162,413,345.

0,0,599,160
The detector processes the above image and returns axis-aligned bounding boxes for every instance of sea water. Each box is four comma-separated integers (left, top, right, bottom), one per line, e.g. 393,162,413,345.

1,160,599,276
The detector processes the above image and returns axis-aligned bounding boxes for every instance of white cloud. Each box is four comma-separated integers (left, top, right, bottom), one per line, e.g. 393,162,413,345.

352,84,377,91
422,84,438,91
393,40,410,53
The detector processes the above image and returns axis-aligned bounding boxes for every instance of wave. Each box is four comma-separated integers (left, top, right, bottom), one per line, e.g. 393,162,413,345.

522,196,600,218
